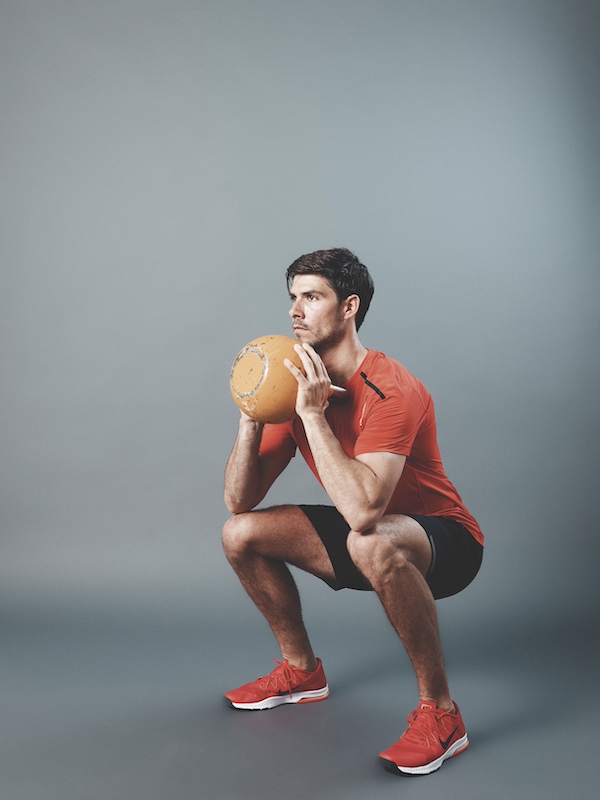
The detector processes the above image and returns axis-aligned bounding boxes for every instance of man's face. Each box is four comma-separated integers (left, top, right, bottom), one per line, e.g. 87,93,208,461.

288,274,345,351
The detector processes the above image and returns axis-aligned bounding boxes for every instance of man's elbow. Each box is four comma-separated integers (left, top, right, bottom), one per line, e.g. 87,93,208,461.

224,484,267,514
346,505,384,534
224,494,254,515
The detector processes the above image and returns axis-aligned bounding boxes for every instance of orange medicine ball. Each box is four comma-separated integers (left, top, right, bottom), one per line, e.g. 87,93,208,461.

229,335,304,423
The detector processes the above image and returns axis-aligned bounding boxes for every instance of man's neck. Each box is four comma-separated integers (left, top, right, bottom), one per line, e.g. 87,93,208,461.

319,334,368,387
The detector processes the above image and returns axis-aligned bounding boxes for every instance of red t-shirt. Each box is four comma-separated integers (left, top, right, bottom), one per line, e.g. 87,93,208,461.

259,349,483,545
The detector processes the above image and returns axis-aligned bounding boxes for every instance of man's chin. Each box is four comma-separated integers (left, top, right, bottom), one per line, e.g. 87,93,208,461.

293,329,328,352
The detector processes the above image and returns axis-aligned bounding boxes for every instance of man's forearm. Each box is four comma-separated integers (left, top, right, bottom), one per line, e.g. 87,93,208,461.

300,412,386,532
224,417,265,513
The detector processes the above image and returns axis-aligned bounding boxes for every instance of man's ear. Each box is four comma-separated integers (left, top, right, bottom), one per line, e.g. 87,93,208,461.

343,294,361,322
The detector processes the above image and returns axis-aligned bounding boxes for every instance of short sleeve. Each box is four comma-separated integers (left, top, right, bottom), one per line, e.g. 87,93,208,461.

353,384,429,457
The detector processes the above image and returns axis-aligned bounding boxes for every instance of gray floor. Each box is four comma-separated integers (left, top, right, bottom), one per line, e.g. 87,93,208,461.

1,585,597,800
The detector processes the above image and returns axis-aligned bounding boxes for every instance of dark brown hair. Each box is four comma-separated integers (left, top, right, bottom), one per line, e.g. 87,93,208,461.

285,248,374,330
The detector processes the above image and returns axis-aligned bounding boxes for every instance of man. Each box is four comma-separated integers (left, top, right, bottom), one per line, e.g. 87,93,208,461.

222,248,483,776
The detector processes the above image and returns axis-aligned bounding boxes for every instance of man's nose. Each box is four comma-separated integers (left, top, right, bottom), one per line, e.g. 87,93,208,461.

289,300,303,318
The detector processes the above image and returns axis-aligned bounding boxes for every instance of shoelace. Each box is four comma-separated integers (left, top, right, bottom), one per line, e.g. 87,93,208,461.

258,659,299,696
402,706,450,747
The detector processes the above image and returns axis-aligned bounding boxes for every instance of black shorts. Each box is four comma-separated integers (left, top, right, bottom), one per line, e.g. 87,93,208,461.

298,505,483,600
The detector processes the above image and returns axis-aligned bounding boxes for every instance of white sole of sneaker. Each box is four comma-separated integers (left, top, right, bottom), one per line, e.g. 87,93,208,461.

382,733,469,776
228,685,330,711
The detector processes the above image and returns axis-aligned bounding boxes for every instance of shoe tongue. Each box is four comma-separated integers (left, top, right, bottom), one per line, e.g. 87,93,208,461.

419,700,437,711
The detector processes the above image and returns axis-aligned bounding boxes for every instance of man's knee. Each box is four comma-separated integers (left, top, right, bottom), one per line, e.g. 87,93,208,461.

222,512,261,561
347,527,413,585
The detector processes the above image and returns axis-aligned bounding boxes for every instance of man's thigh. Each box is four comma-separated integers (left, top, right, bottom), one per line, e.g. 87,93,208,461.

353,512,483,600
298,506,482,600
232,505,338,586
296,506,432,592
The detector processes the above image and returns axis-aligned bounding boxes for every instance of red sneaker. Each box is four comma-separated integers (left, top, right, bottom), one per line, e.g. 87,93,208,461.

224,658,329,711
379,700,469,775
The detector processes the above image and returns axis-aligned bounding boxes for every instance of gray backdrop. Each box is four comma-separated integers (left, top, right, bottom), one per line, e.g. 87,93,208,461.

1,1,598,799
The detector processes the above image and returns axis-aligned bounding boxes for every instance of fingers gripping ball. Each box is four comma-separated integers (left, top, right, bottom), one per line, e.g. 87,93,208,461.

230,335,304,423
